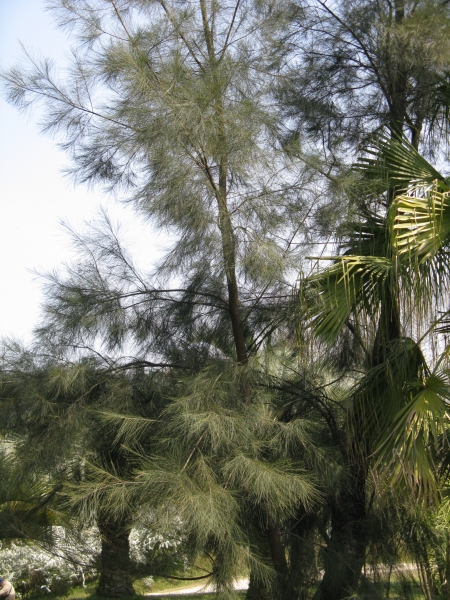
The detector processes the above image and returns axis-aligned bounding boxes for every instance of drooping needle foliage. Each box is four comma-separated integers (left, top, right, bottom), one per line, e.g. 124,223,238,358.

4,1,450,600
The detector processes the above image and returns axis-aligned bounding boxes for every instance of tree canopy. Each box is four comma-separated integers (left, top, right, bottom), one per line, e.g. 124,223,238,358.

3,2,450,600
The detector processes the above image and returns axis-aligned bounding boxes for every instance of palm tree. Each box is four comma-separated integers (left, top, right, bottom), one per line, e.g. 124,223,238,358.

303,130,450,599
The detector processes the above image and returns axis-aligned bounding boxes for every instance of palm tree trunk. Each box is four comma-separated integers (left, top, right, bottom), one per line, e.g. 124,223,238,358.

312,460,367,600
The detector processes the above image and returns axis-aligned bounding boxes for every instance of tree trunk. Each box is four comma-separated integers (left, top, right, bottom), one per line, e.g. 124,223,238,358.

199,0,248,367
285,511,318,600
266,519,290,600
246,515,287,600
96,512,135,598
246,570,272,600
387,0,408,137
245,517,287,600
313,461,367,600
446,530,450,600
312,250,399,600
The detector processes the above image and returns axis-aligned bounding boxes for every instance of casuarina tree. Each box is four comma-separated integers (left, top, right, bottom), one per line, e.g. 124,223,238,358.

0,343,173,597
1,2,326,597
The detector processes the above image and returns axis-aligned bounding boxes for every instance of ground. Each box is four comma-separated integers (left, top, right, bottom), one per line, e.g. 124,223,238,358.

58,580,247,600
24,572,426,599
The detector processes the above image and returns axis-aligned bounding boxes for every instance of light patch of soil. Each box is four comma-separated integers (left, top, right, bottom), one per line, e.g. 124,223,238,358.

146,578,249,596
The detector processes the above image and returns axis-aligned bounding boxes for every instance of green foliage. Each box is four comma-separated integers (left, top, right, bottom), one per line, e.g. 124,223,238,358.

4,1,450,599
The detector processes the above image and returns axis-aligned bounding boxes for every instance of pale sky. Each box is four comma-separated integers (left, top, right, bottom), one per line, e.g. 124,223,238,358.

0,1,161,343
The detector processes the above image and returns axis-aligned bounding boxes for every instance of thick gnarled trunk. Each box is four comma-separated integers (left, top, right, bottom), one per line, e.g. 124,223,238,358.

97,513,135,598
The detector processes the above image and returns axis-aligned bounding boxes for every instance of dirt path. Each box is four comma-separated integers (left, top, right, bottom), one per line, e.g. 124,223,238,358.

146,578,249,596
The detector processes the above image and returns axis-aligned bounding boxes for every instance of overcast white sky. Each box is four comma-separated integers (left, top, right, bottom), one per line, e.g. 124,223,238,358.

0,1,160,343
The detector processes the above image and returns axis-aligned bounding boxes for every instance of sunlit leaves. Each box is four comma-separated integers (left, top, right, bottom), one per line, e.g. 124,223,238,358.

393,183,450,263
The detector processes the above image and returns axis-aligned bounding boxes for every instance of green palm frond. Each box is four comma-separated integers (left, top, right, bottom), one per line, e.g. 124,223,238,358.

393,182,450,262
0,500,59,538
357,131,445,191
375,371,450,498
305,203,397,342
375,134,450,297
307,255,393,341
0,451,62,539
349,336,426,439
342,337,449,498
353,129,450,317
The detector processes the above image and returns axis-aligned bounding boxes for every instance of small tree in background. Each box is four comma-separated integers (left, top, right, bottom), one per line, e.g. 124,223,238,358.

0,342,173,596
